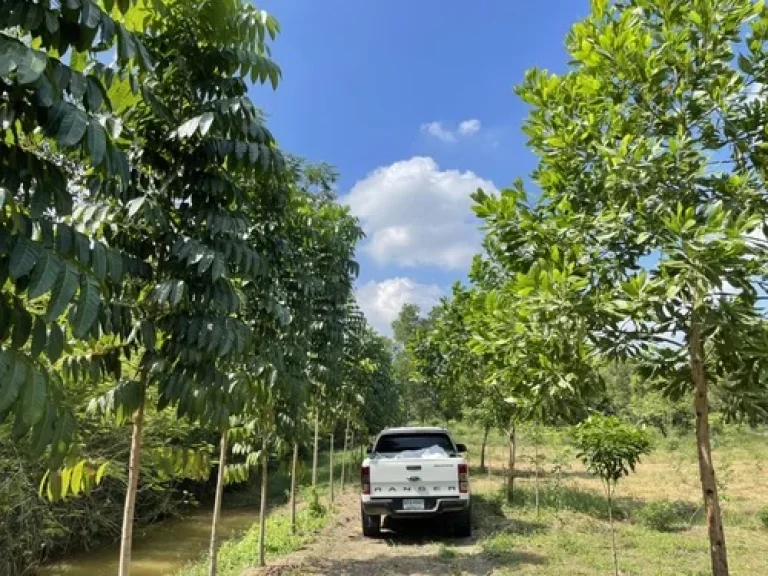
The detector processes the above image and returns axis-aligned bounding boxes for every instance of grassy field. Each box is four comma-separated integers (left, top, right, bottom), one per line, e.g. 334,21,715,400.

444,422,768,575
173,424,768,575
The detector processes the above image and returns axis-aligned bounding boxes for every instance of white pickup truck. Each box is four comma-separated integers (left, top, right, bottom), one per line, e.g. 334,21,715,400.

360,426,471,537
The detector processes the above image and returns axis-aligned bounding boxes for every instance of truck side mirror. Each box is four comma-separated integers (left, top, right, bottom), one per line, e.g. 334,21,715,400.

455,443,468,453
366,444,373,454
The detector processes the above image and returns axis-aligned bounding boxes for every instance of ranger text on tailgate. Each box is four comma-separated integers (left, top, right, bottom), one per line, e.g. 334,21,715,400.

360,427,471,537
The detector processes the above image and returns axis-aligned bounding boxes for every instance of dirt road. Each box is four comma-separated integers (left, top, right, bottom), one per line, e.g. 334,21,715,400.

250,492,499,576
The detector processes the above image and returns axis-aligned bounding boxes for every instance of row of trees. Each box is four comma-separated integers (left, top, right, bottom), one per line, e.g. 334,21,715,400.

1,1,401,574
401,1,768,576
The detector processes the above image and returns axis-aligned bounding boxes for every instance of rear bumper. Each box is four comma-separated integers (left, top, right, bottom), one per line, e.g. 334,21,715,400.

362,497,469,518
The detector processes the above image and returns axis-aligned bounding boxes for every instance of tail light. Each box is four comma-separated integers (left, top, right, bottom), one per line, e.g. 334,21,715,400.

458,463,469,493
361,465,370,495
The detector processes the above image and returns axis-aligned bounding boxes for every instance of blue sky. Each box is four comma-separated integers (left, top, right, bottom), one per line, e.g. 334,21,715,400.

253,0,591,334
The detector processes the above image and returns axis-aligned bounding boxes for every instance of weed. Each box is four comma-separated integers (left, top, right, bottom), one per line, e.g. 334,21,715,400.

437,543,457,561
308,488,326,517
635,500,681,532
482,532,517,561
175,506,328,576
759,508,768,530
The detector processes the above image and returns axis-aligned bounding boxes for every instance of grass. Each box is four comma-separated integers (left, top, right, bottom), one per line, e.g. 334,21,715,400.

173,444,360,576
175,506,329,576
447,421,768,575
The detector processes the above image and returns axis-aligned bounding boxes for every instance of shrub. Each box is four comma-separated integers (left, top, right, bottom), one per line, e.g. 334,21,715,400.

308,488,326,516
758,508,768,530
636,500,680,532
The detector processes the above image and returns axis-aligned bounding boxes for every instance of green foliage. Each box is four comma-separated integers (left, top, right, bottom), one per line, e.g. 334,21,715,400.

307,487,326,517
759,508,768,530
635,500,684,532
175,506,329,576
1,0,152,460
2,0,390,573
574,415,652,486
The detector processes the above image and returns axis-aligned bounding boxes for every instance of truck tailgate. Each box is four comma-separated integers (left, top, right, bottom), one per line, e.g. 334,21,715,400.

368,458,460,499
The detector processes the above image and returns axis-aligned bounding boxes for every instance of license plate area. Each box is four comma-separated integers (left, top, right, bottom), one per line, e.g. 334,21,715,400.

402,498,425,511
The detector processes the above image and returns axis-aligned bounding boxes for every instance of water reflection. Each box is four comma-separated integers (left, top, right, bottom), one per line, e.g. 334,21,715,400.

41,507,257,576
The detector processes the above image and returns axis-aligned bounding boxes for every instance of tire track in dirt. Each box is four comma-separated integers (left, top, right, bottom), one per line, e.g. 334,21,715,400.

247,491,498,576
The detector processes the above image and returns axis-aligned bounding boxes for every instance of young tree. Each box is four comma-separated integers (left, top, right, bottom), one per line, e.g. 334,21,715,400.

574,415,652,576
492,1,768,573
392,304,437,423
1,0,151,473
94,2,285,572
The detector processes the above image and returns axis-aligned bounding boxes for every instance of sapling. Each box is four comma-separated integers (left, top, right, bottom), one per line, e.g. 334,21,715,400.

574,415,652,576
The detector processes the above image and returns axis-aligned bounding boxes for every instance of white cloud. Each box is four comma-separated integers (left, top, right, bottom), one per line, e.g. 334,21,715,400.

420,119,482,142
345,156,496,270
356,277,444,335
421,121,457,143
458,119,481,136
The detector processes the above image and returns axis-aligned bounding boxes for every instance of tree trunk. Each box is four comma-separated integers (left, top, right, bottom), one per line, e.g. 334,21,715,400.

290,441,299,535
341,417,350,492
689,316,729,576
534,430,540,518
118,388,146,576
329,433,334,504
208,430,227,576
506,424,516,503
350,429,356,465
607,484,619,576
312,407,319,488
258,436,269,567
480,425,490,472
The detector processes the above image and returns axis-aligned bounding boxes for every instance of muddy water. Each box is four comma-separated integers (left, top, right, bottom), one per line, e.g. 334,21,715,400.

40,507,258,576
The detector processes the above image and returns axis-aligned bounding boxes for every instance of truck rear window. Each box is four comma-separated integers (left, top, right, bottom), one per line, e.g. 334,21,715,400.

374,433,455,454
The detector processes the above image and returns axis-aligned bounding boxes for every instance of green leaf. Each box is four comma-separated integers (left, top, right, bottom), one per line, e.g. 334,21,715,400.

27,252,62,299
169,280,185,306
199,112,214,136
81,0,101,28
72,277,101,338
96,462,109,484
126,196,146,218
46,323,64,363
107,249,123,283
177,115,201,139
71,461,85,496
46,265,80,322
29,401,54,457
57,106,89,148
23,367,47,426
92,242,107,281
198,251,215,275
689,11,702,25
117,26,136,61
61,468,71,500
86,121,107,166
155,280,173,305
0,354,25,413
211,256,226,280
10,236,42,280
31,318,47,359
11,309,32,349
71,50,88,73
17,47,48,85
0,36,21,76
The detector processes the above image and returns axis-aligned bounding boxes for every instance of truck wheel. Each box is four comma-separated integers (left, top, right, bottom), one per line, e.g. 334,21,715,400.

452,506,472,538
361,504,381,537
